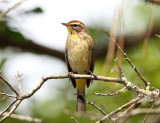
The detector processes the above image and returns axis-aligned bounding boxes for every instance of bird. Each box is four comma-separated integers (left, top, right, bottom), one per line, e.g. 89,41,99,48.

62,20,95,112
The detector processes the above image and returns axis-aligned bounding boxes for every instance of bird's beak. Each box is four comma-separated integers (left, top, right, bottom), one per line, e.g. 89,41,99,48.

61,23,69,26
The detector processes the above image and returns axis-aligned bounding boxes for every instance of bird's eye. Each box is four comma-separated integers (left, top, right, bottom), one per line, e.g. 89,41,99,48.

71,24,78,27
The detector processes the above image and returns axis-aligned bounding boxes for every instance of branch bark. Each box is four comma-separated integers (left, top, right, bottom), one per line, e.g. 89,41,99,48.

0,0,25,18
0,72,160,122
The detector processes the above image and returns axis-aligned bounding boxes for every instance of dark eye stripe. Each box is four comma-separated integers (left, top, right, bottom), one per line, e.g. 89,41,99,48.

71,24,79,27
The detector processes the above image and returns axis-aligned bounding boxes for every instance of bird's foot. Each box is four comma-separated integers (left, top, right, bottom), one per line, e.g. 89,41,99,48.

68,72,74,81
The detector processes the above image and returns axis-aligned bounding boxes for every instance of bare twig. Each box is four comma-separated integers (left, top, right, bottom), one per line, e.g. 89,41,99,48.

146,82,151,91
96,97,140,123
142,102,155,123
0,92,16,98
15,71,23,94
0,100,22,122
112,106,160,123
2,112,42,123
84,96,107,115
113,102,140,123
71,116,79,123
130,107,160,115
0,99,17,116
0,96,7,101
114,58,124,79
0,75,19,95
155,34,160,38
0,0,25,18
106,32,148,86
93,87,127,96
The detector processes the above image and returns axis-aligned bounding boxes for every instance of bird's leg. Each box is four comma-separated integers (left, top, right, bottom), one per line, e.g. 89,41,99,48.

68,72,74,81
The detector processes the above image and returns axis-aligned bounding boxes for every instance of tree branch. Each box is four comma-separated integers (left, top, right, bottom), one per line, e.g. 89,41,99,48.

93,87,127,96
155,34,160,38
0,74,19,95
96,97,141,123
2,112,42,123
71,116,79,123
106,32,149,86
0,100,22,122
113,102,140,123
0,99,17,116
0,72,160,122
0,0,25,18
84,96,107,115
0,39,65,61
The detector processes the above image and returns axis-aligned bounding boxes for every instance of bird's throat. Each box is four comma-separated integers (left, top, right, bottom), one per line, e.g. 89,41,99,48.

67,27,72,35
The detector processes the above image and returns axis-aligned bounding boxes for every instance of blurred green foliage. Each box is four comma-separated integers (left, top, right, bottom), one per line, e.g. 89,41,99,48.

0,20,29,45
0,7,43,46
0,58,6,69
24,7,43,14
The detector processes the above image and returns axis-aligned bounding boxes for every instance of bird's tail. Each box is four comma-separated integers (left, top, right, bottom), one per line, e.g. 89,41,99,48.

76,79,86,112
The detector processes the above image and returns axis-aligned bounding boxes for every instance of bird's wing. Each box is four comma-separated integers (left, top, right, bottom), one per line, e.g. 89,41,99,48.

87,38,95,88
65,42,76,88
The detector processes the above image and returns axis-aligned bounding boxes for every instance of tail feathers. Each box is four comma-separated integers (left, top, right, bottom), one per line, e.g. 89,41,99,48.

76,91,86,112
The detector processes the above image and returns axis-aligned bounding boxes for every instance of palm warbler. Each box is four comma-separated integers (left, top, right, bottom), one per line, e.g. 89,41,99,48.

62,20,95,112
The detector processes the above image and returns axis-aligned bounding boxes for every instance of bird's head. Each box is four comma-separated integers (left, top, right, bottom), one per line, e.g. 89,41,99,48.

62,20,87,34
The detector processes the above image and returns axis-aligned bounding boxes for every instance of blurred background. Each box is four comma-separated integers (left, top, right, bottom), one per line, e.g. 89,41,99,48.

0,0,160,122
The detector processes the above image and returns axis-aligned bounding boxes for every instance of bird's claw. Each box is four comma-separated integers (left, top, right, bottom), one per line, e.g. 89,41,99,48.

68,72,73,81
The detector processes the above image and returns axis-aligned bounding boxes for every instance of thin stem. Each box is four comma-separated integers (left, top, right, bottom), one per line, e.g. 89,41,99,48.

106,32,148,86
0,75,19,95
